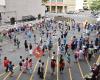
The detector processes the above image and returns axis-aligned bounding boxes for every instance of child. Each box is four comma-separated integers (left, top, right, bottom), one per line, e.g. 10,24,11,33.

22,59,26,73
8,61,14,77
3,57,9,72
28,59,32,74
25,57,28,70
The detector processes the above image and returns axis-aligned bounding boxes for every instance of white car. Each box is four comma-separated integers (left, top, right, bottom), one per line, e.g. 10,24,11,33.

97,17,100,21
96,14,100,21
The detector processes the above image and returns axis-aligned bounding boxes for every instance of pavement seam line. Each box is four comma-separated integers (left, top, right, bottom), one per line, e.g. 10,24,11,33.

56,42,59,80
43,57,49,80
16,70,24,80
29,58,40,80
0,73,6,77
3,65,18,80
77,62,84,79
96,55,100,64
85,58,91,68
68,68,73,80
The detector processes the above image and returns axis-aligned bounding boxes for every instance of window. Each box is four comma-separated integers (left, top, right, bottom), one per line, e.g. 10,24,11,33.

51,0,56,2
57,0,63,2
0,13,2,20
84,0,87,2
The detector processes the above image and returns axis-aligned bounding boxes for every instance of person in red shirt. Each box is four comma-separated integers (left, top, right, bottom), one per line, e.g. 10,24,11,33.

3,57,10,72
51,59,56,75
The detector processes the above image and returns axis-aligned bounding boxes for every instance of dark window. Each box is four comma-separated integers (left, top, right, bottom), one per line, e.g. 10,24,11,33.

0,13,2,20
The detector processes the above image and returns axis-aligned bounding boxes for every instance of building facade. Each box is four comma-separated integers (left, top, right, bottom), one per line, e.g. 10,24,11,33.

0,0,45,22
45,0,83,13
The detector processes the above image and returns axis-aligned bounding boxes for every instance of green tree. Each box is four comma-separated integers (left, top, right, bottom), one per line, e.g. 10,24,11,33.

42,0,48,3
90,0,100,11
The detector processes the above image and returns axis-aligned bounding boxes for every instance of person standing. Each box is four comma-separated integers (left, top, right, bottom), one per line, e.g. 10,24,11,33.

13,36,17,46
65,44,68,54
0,46,2,62
40,62,44,79
34,34,36,44
25,57,29,70
66,53,71,68
37,60,42,75
29,43,32,56
19,56,23,71
22,59,26,73
16,39,20,49
74,50,79,63
51,59,56,75
58,38,61,46
3,57,10,72
59,57,65,73
28,59,32,74
24,40,28,51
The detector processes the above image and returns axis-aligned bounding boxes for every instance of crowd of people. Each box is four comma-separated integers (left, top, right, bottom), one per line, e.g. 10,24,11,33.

0,18,100,80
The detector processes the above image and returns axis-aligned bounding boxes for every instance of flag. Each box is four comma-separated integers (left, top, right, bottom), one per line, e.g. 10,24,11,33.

32,46,44,59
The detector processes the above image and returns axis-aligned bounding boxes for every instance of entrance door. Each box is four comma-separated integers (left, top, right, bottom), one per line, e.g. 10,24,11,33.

10,17,15,25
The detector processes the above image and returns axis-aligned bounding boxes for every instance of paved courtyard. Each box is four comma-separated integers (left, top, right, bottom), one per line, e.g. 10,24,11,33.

0,12,100,80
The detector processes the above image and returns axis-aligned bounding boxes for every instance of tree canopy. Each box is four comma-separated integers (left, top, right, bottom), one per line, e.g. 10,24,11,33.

90,0,100,11
42,0,48,3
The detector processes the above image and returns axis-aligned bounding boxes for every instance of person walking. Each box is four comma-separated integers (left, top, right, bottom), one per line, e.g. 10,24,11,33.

8,61,14,77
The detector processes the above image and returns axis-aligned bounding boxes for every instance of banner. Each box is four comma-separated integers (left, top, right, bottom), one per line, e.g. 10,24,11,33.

32,46,44,59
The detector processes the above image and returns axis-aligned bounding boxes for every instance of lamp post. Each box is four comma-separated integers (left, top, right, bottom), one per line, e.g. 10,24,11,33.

42,1,47,28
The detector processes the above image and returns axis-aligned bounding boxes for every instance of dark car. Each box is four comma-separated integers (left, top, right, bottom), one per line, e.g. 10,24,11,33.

22,15,36,21
67,11,75,14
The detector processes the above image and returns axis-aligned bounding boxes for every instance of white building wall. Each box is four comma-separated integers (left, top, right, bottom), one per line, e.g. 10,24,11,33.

0,0,5,5
75,0,83,11
0,5,5,12
4,0,45,21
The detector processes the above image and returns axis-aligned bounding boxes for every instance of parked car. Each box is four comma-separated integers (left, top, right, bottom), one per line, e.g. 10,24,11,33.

96,15,100,21
22,15,36,21
79,9,84,12
67,11,75,14
67,11,79,14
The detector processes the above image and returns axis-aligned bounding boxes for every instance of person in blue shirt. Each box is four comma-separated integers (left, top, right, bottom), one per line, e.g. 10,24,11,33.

8,61,14,77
